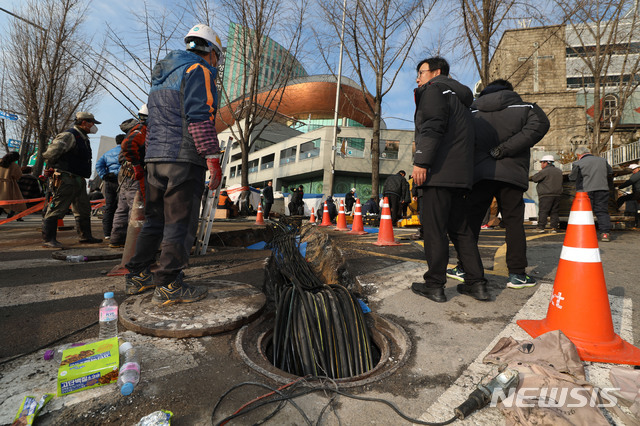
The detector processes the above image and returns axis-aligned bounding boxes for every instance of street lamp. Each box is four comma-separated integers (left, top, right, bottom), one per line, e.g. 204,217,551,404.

328,0,347,197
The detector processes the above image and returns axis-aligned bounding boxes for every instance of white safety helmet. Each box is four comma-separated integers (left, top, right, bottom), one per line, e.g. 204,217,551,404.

138,104,148,116
184,24,223,60
540,155,555,163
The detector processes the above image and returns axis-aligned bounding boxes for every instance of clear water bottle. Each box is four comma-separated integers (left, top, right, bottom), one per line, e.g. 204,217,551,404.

117,341,140,396
99,292,118,340
66,255,87,262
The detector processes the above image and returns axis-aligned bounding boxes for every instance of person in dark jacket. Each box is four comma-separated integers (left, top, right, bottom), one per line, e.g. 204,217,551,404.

616,163,640,209
345,188,356,213
288,185,304,215
448,79,550,290
569,146,613,241
361,196,380,215
262,180,274,218
125,24,223,304
326,196,338,222
531,155,563,233
96,134,124,239
41,112,103,247
410,57,489,303
383,171,409,224
17,166,44,208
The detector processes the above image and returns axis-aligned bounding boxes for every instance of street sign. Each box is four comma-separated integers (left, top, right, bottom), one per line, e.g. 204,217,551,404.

0,111,19,121
8,139,21,149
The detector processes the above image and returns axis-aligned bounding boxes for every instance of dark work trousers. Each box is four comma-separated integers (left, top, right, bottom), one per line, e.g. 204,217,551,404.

126,162,205,286
263,202,273,218
110,178,140,244
587,190,611,233
43,172,91,221
385,193,401,225
101,180,119,237
616,192,640,209
420,186,486,287
462,180,527,275
537,195,561,230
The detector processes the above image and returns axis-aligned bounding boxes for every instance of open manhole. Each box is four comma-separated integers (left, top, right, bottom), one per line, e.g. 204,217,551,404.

236,312,411,388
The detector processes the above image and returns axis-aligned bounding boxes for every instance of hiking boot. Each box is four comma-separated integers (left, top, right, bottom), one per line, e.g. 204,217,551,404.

456,282,491,301
152,273,208,305
446,266,466,282
507,273,537,289
601,233,610,242
42,239,63,248
533,228,546,234
125,269,155,295
411,282,446,303
79,236,102,244
109,241,125,248
550,229,558,234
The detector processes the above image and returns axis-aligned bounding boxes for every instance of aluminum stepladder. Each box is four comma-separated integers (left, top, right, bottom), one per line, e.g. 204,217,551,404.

194,137,232,256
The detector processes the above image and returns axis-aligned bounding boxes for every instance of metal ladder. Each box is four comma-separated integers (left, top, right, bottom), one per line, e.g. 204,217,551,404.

194,137,232,256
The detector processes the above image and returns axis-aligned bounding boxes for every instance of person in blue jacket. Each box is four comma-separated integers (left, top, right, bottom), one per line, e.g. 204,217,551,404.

124,24,223,305
96,134,124,239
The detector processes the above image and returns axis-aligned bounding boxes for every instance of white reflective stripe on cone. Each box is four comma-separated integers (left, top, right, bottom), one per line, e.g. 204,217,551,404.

560,246,601,263
355,212,361,216
568,211,595,225
381,215,392,220
383,203,389,207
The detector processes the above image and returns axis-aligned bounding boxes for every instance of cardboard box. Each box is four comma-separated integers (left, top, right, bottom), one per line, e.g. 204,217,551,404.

57,337,119,396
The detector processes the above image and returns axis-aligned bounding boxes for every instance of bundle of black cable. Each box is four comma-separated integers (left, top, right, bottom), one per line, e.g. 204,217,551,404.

267,222,374,379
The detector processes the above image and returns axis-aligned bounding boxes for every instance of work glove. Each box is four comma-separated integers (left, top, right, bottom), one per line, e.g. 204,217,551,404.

44,167,54,178
489,145,505,160
207,158,222,190
133,164,144,181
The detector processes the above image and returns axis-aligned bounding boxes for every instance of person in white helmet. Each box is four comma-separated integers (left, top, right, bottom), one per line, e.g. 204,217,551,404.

531,155,563,233
125,24,224,305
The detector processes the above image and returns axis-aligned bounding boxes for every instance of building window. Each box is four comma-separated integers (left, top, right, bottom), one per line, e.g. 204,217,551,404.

230,166,236,178
603,94,618,122
299,139,320,160
248,159,259,173
279,146,297,165
380,140,399,160
261,154,275,170
338,137,365,158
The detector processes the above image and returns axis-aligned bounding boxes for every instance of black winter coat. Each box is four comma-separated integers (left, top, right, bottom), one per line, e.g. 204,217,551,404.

413,75,475,189
472,88,550,190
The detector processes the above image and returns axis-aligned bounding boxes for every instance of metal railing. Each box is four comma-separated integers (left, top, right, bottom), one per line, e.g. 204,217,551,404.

601,140,640,166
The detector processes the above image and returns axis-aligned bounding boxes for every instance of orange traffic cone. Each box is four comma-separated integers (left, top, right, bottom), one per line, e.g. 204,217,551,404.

374,197,400,246
348,198,367,235
518,192,640,365
107,190,145,276
319,201,332,227
335,200,348,231
309,207,316,224
255,203,265,225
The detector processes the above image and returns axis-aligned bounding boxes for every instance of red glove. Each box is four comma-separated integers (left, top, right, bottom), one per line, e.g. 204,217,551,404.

133,164,144,181
44,167,54,178
207,158,222,190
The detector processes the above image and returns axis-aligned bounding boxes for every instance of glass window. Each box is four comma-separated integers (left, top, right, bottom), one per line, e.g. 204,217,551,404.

380,140,399,160
261,154,275,170
299,139,320,160
603,94,618,121
230,166,236,178
279,146,297,165
338,137,365,158
248,159,259,173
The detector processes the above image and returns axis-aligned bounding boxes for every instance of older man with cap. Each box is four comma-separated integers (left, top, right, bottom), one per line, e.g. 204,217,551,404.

531,155,563,233
41,111,103,248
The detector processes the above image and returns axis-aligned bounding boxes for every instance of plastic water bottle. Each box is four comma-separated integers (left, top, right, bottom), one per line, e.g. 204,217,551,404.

117,341,140,396
99,292,118,340
44,342,87,364
66,255,87,262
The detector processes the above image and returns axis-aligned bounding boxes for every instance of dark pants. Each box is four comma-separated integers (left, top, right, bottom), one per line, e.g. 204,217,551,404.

101,180,119,237
420,186,486,287
616,192,640,209
385,193,401,224
462,180,527,275
43,173,91,222
537,195,561,230
126,162,205,286
587,190,611,233
263,202,273,218
110,178,140,243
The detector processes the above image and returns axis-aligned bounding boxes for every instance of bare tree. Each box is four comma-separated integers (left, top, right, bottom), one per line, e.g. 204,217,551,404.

553,0,640,153
193,0,308,189
319,0,434,198
4,0,105,174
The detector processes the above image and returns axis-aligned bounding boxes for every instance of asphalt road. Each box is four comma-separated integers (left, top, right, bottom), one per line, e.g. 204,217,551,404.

0,215,638,425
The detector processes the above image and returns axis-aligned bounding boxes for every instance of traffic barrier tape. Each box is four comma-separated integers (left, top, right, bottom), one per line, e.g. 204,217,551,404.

0,201,45,225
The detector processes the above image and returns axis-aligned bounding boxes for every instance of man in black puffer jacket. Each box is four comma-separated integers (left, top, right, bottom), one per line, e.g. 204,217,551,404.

411,57,489,303
448,79,549,290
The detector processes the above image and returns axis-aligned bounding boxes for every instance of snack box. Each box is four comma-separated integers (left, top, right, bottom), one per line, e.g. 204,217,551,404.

57,337,119,396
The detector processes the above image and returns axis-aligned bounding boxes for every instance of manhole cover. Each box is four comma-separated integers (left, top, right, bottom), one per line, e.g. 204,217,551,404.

120,280,266,338
52,248,122,261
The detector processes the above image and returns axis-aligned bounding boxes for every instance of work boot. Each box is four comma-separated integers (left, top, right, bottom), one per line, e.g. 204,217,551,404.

456,282,491,301
152,272,208,305
125,268,155,295
411,282,446,303
76,217,102,244
42,217,63,248
108,233,126,248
